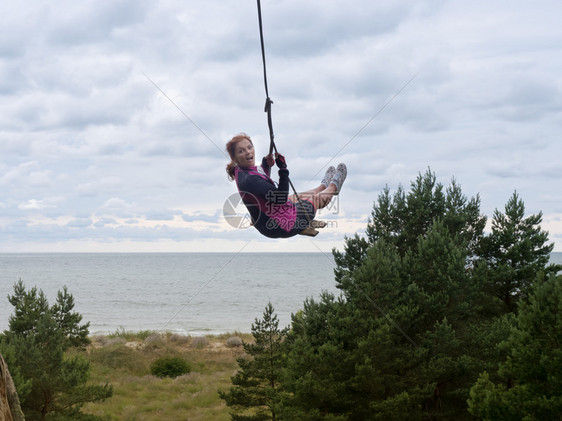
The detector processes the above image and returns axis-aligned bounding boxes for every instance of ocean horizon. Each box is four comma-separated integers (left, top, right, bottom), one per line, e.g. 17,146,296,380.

1,252,561,336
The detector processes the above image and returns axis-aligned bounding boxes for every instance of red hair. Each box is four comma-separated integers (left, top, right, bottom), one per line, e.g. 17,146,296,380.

226,133,253,181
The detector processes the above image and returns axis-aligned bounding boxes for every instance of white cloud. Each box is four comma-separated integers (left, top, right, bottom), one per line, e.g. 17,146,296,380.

18,200,48,210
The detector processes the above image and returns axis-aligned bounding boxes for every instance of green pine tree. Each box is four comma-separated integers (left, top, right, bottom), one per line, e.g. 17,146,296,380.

344,222,484,420
478,191,560,313
281,170,558,420
468,273,562,420
220,302,288,421
334,169,486,287
282,292,354,421
365,169,485,259
0,280,112,421
285,170,489,420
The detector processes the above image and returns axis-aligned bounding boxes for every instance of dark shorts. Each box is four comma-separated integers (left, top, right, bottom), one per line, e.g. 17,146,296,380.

257,199,317,238
289,199,316,235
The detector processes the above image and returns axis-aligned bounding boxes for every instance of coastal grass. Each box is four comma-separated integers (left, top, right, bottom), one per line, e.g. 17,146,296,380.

81,331,251,420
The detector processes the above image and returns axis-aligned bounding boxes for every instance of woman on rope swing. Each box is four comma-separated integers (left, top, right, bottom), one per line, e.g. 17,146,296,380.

226,133,347,238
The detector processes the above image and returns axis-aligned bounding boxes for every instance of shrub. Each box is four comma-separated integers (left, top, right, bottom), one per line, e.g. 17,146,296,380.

225,336,243,348
169,333,191,345
190,336,209,349
150,356,191,378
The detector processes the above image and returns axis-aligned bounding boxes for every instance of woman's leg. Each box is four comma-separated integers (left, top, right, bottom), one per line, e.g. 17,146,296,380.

293,184,326,196
290,183,337,210
289,163,346,210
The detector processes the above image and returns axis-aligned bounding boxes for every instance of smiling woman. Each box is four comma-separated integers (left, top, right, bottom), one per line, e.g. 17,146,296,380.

225,133,347,238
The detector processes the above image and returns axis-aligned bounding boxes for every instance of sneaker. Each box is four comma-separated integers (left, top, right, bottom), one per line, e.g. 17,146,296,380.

330,163,347,195
321,166,336,188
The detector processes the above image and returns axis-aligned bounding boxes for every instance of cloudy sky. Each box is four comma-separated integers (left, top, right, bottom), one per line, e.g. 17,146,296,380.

1,0,561,253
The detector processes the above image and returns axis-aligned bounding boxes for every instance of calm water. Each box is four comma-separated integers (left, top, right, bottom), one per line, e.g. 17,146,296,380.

1,252,561,336
0,253,339,335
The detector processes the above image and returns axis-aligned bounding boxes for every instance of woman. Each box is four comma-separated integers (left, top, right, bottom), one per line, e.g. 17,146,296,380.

226,133,347,238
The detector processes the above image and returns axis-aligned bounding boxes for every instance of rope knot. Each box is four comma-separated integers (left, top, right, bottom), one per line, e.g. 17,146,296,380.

264,97,273,113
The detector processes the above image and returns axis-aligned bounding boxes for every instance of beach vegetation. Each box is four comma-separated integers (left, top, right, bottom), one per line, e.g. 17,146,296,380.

169,332,191,345
83,332,251,420
191,336,210,348
107,327,155,341
225,336,243,348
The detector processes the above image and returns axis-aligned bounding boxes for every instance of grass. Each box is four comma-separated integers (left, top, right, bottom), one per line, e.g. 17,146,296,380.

81,331,251,420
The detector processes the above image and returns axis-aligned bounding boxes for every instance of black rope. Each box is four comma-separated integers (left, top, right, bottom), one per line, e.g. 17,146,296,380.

256,0,276,155
256,0,313,228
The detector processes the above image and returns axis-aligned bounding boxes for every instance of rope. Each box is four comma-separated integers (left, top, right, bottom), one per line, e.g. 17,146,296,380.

256,0,313,228
256,0,276,155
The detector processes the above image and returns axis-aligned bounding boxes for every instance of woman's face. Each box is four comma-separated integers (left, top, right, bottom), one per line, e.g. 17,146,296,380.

234,138,255,167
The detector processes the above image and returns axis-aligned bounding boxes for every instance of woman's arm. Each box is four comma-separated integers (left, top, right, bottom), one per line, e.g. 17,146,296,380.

272,154,289,204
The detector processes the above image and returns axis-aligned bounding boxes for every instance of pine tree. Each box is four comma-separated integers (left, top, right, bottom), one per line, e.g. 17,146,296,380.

334,169,486,287
281,171,559,420
220,302,288,421
468,273,562,420
365,169,485,258
282,292,355,421
0,280,112,421
344,222,484,420
285,170,489,420
478,191,559,312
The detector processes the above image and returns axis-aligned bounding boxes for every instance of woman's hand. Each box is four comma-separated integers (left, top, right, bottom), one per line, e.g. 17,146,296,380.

265,154,275,167
275,153,287,169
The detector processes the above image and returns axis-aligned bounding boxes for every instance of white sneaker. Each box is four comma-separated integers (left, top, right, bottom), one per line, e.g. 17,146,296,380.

330,163,347,195
321,166,336,188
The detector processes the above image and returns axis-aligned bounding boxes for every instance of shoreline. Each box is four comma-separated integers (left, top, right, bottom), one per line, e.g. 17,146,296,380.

89,328,252,338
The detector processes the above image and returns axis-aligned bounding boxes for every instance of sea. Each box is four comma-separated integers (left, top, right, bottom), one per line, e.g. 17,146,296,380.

0,253,340,336
1,252,561,337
